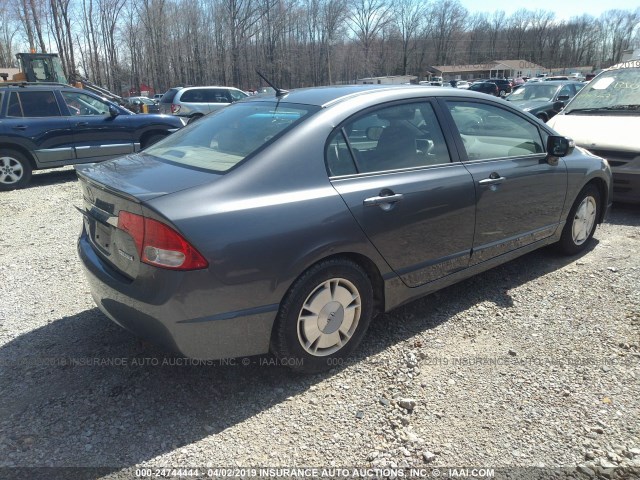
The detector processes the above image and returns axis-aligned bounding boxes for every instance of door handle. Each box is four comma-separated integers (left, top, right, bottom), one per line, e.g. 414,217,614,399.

478,175,506,185
12,125,27,130
76,122,89,127
363,193,404,207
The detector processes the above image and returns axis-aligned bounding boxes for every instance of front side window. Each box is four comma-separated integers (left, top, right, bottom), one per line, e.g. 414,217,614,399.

447,101,544,161
145,102,319,173
327,102,451,175
229,89,248,102
7,91,61,117
61,91,110,116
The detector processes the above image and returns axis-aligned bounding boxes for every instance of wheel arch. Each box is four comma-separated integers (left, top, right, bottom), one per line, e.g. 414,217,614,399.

0,143,37,170
276,251,386,319
584,177,609,224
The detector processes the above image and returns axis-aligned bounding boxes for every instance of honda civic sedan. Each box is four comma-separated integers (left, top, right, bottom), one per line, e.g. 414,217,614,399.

76,85,612,372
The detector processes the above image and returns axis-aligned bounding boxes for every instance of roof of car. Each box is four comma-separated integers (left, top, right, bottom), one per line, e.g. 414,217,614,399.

0,82,70,90
241,84,486,108
521,80,583,85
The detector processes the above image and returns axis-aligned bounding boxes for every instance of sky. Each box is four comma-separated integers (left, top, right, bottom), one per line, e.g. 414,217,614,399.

459,0,639,21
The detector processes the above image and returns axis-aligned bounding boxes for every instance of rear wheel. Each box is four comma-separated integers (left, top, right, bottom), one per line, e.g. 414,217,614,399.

271,258,374,372
559,184,600,255
0,149,32,191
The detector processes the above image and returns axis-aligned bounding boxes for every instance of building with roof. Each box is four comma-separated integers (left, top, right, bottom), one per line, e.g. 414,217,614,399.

430,60,548,80
356,75,417,85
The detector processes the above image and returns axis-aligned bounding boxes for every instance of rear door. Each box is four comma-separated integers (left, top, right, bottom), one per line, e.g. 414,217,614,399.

61,90,134,161
441,98,568,264
3,90,75,164
328,100,476,287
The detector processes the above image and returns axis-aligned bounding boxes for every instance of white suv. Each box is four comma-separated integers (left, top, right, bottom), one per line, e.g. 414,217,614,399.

159,86,248,123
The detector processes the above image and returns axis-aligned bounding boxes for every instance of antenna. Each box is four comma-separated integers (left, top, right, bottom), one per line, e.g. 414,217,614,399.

256,70,289,97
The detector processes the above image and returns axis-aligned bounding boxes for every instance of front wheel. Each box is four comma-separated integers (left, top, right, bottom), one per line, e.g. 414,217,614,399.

0,150,32,191
559,184,600,255
271,259,374,373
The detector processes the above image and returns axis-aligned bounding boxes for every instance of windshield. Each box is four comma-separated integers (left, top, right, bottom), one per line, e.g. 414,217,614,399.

144,102,320,173
507,84,557,102
564,66,640,114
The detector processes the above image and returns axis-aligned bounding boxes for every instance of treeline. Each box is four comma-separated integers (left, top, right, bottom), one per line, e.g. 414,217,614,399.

2,0,639,94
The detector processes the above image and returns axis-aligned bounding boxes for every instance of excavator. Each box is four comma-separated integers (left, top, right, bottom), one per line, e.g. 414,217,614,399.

2,52,126,106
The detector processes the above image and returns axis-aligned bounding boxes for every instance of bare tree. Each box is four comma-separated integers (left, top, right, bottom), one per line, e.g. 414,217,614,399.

347,0,392,76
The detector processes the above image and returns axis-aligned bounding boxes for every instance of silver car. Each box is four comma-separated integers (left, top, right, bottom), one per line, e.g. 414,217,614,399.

159,86,248,123
76,85,612,372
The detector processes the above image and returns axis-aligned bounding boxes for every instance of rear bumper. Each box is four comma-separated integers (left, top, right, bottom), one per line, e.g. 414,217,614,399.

78,233,276,359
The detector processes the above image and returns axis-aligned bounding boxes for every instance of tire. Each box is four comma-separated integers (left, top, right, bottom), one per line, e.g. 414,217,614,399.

499,89,506,97
559,184,600,255
142,134,166,149
271,258,374,373
0,149,33,191
187,114,203,124
536,113,548,122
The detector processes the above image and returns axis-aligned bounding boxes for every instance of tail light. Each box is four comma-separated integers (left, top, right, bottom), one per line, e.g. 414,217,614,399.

117,211,208,270
171,104,181,114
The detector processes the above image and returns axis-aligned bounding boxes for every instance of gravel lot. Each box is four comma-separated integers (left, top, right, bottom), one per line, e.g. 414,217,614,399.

0,168,639,479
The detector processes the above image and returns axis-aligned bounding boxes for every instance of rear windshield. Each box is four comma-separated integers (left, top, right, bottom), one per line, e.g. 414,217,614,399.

144,102,320,173
160,88,181,104
564,66,640,114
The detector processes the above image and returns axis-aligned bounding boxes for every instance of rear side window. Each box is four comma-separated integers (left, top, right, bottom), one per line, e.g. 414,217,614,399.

180,89,207,102
327,101,451,175
160,88,181,104
7,91,61,117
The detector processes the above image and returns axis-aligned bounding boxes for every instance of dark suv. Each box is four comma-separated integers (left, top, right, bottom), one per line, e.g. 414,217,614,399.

0,83,185,190
488,78,513,96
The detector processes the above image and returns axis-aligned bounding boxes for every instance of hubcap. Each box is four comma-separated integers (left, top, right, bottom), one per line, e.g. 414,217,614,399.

572,196,597,245
297,278,361,356
0,156,24,185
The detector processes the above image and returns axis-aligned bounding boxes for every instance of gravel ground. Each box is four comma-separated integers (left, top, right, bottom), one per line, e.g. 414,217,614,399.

0,168,639,479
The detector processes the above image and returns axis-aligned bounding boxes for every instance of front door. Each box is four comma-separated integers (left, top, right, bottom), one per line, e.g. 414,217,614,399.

60,91,134,161
442,99,568,264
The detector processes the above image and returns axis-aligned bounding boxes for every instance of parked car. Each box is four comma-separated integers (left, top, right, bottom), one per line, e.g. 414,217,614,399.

468,81,500,96
124,96,161,114
548,58,640,203
159,86,249,123
0,83,185,191
505,80,584,121
487,78,512,96
153,93,164,101
76,84,611,372
452,80,470,89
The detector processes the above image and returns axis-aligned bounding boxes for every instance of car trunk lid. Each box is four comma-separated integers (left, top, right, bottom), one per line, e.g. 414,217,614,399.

76,154,219,278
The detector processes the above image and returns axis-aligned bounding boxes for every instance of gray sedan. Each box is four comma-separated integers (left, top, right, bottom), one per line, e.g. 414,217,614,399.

76,85,612,372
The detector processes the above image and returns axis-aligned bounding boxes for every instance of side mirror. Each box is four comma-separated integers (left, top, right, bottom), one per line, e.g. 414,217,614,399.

547,135,574,158
108,104,119,118
557,94,570,101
